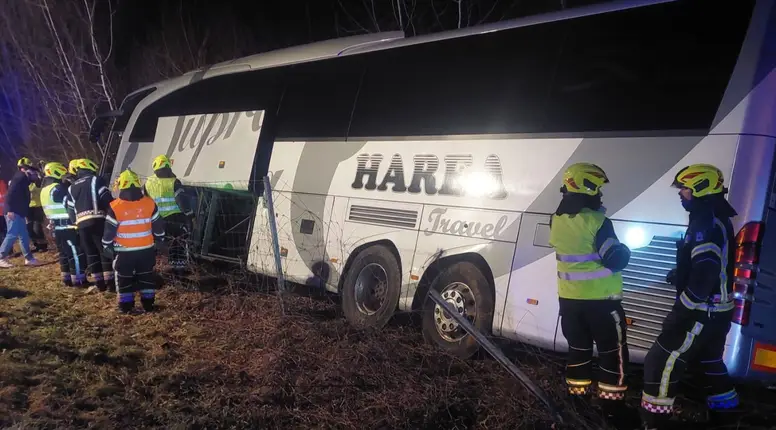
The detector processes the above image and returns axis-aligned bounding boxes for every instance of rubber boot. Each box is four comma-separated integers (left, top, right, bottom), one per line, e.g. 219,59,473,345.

73,274,87,287
62,273,73,287
140,289,155,312
118,301,134,313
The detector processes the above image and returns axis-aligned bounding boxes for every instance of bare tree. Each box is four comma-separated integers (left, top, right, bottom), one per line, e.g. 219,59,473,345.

0,0,118,166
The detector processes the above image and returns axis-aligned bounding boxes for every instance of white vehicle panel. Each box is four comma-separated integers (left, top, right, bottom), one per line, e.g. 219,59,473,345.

410,231,517,319
146,110,265,189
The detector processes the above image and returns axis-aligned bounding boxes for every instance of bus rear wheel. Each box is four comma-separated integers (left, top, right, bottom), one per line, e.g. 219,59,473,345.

341,245,401,329
421,261,494,358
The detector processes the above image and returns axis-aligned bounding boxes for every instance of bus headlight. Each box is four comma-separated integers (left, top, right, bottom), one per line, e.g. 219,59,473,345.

623,226,651,250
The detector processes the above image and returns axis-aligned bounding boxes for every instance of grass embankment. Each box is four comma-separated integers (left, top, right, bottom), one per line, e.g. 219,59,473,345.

0,253,578,429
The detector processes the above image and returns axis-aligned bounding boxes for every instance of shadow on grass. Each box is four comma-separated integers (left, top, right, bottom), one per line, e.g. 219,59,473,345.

0,287,30,299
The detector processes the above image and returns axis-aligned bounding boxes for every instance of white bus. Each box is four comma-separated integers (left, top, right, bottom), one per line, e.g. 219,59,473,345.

96,0,776,383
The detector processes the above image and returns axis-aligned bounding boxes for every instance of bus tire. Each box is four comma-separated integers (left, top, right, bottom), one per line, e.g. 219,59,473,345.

341,245,401,329
421,261,494,358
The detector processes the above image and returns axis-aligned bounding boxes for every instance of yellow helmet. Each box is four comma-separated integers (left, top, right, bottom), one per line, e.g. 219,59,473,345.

117,169,141,190
17,157,31,167
68,159,82,175
672,164,725,198
561,162,609,196
43,162,68,180
76,158,98,173
152,154,171,171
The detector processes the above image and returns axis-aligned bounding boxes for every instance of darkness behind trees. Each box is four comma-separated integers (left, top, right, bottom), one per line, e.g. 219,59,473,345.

0,0,609,176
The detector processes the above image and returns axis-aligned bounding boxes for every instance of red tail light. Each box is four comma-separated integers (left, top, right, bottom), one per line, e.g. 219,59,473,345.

732,222,765,325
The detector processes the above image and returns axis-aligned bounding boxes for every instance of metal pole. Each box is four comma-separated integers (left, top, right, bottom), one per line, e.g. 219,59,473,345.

427,288,565,425
262,176,286,297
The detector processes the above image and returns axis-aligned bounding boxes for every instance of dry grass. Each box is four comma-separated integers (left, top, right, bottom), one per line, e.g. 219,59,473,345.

1,252,775,429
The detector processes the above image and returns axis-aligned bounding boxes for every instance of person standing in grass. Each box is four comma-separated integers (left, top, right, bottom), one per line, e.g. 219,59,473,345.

0,161,41,268
103,169,165,313
41,162,87,287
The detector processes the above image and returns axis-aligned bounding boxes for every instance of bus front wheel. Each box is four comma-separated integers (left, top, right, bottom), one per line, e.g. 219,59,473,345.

341,245,401,329
421,261,494,358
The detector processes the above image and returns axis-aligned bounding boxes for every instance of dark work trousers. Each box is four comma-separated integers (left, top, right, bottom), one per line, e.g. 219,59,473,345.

641,308,737,425
53,227,86,286
559,298,629,400
113,248,157,313
27,207,48,251
78,219,113,291
164,213,188,270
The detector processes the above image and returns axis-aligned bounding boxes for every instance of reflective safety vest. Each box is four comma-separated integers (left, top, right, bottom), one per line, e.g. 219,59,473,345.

110,196,157,252
29,182,41,208
144,175,181,218
40,182,75,229
0,179,6,214
549,209,623,300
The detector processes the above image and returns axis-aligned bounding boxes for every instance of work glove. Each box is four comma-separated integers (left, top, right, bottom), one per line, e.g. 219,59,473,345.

102,244,115,260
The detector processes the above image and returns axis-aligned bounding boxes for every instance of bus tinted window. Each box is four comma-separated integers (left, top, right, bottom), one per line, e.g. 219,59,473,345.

130,68,282,142
349,21,565,137
546,1,754,133
276,56,364,140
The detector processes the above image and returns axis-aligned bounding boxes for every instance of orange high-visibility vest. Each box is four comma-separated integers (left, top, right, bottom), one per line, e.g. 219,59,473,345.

110,196,156,251
0,180,7,215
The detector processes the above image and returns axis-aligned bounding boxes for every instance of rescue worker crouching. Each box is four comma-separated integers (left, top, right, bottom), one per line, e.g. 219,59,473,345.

41,162,87,287
548,163,634,423
66,158,115,292
143,155,193,273
102,169,165,313
640,164,740,429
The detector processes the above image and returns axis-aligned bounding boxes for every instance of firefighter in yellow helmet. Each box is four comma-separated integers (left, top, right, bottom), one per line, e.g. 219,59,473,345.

143,155,193,273
548,163,633,425
640,164,739,429
65,158,115,293
41,162,86,287
102,169,165,313
18,157,48,253
62,159,80,187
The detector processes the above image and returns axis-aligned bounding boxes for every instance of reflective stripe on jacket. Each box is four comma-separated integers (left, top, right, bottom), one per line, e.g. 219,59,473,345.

144,175,181,218
40,182,76,229
109,196,158,251
549,208,623,300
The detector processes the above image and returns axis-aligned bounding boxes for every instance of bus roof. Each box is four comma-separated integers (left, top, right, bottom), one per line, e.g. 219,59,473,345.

130,0,675,98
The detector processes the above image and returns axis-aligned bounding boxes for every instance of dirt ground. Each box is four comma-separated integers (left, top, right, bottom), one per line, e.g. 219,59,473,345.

1,252,775,429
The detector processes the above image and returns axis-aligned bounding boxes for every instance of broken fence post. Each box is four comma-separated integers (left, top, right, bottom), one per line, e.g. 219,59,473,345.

262,176,286,314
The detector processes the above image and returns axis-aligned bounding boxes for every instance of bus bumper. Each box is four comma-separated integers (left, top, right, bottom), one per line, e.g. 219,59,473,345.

724,323,776,385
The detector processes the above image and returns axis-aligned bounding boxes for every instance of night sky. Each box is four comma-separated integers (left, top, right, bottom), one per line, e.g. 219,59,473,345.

113,0,610,69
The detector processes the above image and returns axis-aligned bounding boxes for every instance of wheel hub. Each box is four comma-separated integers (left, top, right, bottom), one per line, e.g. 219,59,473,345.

354,263,388,315
433,282,476,342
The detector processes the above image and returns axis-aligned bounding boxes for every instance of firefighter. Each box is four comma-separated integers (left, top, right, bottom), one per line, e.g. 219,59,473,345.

41,162,87,287
16,157,47,253
62,159,80,187
640,164,739,429
548,163,633,422
65,158,114,292
102,169,164,313
143,155,193,273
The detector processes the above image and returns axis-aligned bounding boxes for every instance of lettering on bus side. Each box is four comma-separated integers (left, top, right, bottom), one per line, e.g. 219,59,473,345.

424,207,509,239
166,110,263,177
350,153,507,199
